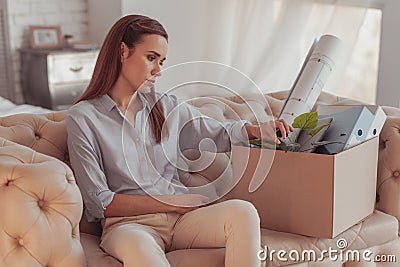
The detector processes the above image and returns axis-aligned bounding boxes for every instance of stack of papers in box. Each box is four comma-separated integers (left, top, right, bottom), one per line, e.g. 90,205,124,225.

316,105,387,154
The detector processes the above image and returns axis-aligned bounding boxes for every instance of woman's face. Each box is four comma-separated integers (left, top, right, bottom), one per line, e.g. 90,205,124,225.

120,34,168,93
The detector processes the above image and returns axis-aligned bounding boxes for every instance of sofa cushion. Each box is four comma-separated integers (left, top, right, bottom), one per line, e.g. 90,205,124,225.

80,232,226,267
261,210,398,266
80,233,122,267
166,248,225,267
344,238,400,267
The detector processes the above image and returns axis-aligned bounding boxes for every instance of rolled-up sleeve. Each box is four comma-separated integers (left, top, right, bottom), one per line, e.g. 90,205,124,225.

66,114,115,222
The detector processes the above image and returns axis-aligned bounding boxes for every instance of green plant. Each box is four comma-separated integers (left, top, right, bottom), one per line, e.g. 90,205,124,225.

290,111,333,152
248,111,332,152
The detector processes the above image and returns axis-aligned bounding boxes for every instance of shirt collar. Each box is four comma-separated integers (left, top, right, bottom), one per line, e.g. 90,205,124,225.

99,93,149,113
98,94,116,112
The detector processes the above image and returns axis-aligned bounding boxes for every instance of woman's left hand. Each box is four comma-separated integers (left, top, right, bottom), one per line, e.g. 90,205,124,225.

242,119,294,144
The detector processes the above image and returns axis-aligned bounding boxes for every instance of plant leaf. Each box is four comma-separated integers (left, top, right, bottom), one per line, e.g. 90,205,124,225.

307,123,330,137
248,139,276,149
292,112,318,130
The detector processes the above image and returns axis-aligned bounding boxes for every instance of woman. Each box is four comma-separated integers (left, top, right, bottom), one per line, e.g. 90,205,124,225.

67,14,292,267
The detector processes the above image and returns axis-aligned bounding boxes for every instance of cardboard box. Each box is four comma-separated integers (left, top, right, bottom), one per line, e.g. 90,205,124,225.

230,137,378,238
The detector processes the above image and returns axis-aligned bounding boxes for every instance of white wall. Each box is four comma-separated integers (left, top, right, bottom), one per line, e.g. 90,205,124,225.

88,0,213,68
376,0,400,107
6,0,400,106
87,0,400,107
7,0,89,103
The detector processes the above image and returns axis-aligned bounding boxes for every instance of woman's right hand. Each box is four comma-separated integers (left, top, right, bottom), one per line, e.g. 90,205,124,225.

160,194,210,214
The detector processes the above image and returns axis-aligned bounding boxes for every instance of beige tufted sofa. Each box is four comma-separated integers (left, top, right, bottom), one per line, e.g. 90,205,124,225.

1,91,400,267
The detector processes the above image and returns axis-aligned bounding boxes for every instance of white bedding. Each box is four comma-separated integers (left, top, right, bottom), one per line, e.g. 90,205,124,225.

0,96,52,116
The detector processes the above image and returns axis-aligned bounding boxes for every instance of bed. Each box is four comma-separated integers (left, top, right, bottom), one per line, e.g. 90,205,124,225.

0,96,52,116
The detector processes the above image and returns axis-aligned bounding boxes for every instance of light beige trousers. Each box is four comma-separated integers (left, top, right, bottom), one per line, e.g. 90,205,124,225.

100,199,261,267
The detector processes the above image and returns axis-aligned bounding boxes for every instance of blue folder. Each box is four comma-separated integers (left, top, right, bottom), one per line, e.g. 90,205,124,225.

317,106,374,154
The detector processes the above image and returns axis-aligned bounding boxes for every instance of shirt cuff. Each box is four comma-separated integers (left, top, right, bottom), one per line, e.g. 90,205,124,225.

91,190,115,218
231,120,251,145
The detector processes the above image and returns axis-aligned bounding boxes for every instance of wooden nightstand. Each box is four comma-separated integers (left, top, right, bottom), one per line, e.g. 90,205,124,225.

20,48,99,110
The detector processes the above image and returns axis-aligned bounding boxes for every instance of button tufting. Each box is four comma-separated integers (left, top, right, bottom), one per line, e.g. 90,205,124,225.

393,171,400,177
38,200,45,208
380,140,387,149
35,135,40,140
18,239,24,246
66,173,74,183
6,181,13,186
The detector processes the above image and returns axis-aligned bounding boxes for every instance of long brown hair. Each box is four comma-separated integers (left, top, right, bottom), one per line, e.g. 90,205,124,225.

76,14,168,143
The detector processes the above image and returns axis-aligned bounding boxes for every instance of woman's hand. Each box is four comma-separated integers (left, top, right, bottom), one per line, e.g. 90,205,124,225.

105,193,209,217
242,119,294,144
159,194,210,214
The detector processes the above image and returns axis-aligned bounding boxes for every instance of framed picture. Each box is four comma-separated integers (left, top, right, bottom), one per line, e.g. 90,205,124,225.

29,26,62,49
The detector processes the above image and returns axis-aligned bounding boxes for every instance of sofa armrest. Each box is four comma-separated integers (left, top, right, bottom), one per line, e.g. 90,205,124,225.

377,116,400,229
0,138,86,267
0,111,69,164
